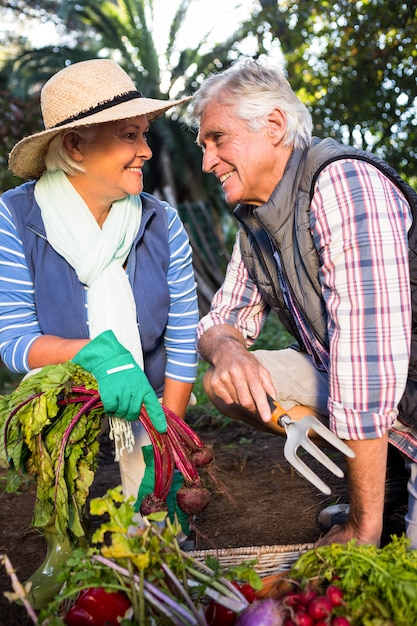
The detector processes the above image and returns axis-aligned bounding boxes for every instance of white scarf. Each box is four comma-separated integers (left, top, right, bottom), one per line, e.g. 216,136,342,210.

35,169,143,456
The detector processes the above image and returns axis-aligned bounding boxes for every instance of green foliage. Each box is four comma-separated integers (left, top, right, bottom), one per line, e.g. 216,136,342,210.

290,536,417,625
250,312,294,352
0,90,41,192
38,485,260,624
250,0,417,182
0,363,103,539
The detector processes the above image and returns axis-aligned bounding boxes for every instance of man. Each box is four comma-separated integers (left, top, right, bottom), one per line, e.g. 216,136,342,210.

189,59,417,548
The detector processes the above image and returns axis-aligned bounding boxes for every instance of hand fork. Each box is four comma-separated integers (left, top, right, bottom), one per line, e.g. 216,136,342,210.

267,395,355,495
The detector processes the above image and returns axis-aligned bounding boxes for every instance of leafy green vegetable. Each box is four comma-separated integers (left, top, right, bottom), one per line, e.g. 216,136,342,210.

35,486,261,625
289,535,417,625
0,362,104,540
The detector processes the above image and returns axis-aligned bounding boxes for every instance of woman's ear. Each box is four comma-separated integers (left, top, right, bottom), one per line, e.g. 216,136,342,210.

267,107,287,145
63,131,84,162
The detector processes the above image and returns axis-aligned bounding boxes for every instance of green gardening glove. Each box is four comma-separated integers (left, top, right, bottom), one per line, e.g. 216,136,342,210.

135,445,190,536
72,330,166,432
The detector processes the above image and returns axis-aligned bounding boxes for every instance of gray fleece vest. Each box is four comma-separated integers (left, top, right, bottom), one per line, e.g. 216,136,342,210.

236,137,417,426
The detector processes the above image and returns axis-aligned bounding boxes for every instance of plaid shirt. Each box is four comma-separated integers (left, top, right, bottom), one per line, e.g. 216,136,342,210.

198,159,417,461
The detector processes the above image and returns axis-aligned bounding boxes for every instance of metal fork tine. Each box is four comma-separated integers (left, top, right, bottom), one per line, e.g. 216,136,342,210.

283,442,333,495
290,434,345,478
268,396,356,494
278,414,356,494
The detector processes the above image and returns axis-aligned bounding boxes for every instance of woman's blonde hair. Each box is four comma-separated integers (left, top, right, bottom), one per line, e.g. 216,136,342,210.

45,126,97,175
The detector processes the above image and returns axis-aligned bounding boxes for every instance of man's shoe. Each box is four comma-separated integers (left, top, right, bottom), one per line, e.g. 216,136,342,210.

317,503,350,531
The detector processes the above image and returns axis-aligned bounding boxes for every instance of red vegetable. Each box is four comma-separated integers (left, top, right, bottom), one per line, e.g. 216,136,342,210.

65,587,131,626
176,482,211,514
205,582,257,626
139,493,169,516
298,588,317,606
205,600,237,626
238,582,257,604
65,606,96,625
325,585,344,607
138,405,215,517
331,618,350,626
307,595,332,620
191,445,214,467
294,610,313,626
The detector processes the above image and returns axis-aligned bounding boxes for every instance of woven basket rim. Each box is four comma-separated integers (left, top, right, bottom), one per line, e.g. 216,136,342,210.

189,543,315,578
189,542,314,558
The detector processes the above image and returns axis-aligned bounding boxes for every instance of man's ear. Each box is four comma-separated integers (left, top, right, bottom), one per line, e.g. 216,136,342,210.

63,131,84,162
267,107,287,145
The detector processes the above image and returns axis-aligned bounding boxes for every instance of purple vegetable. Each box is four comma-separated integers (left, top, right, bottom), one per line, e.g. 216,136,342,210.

235,598,286,626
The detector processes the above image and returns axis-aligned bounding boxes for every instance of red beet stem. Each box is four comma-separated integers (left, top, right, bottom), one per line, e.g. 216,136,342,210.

162,404,206,449
139,408,174,501
166,422,199,483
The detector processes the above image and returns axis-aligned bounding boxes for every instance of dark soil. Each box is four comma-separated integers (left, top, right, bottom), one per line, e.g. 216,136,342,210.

0,410,406,625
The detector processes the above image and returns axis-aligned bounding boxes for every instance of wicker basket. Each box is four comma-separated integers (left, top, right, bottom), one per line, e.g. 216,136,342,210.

189,543,314,579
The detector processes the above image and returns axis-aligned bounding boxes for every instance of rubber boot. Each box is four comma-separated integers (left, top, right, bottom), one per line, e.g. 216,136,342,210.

25,522,73,610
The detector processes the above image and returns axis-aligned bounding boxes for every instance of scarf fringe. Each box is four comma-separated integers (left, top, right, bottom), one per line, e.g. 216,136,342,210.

108,417,135,461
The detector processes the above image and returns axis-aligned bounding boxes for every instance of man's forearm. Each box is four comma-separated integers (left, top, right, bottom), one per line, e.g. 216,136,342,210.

198,324,247,365
346,433,388,543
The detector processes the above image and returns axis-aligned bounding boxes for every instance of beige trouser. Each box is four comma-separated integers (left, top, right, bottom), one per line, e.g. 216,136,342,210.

253,347,329,415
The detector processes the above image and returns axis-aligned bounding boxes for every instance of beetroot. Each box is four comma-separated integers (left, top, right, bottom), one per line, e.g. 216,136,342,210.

191,445,214,467
139,494,168,516
176,483,211,514
138,405,215,519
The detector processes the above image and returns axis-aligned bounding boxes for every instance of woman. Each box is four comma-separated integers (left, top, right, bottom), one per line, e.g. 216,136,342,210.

0,58,198,605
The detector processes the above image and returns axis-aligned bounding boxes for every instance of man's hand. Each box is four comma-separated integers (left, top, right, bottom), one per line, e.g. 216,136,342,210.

315,436,388,547
198,325,276,422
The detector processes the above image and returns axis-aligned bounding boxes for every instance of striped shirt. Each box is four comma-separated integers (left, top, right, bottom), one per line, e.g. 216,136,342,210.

0,198,199,383
198,159,417,460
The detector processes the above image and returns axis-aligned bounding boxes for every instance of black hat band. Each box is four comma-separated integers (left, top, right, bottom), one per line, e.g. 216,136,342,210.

52,90,144,128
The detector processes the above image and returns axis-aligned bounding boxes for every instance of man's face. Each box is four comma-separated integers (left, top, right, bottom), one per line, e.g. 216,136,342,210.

197,101,280,206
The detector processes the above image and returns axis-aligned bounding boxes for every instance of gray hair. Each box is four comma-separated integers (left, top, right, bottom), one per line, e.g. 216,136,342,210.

45,126,98,175
190,59,312,150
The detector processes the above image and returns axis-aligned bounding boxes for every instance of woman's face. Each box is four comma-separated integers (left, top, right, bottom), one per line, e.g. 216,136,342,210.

75,115,152,205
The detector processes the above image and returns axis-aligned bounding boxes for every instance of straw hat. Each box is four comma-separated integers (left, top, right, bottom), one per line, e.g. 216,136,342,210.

9,58,191,180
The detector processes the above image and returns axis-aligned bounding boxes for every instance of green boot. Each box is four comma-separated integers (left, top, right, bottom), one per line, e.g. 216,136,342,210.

25,522,73,610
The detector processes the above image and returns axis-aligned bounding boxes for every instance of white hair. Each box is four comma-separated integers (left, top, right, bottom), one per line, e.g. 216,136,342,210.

190,59,312,150
45,126,98,175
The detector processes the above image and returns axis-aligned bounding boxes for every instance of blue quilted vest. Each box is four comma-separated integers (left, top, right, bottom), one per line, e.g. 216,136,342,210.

3,182,171,395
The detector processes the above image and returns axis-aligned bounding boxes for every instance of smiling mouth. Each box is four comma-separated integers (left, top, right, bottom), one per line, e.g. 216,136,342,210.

219,171,233,184
126,167,142,173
